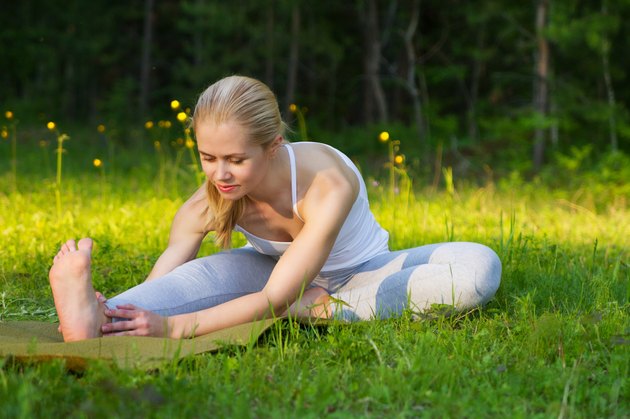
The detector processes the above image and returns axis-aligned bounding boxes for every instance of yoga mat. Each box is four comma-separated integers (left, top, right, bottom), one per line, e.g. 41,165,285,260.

0,319,279,370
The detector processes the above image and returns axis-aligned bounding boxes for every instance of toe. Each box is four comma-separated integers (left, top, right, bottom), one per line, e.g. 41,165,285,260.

77,238,94,253
66,239,77,252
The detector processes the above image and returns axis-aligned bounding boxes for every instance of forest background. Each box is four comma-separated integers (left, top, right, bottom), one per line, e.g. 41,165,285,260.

2,0,629,182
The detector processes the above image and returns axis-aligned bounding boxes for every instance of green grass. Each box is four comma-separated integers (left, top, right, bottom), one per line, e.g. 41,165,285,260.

0,138,628,418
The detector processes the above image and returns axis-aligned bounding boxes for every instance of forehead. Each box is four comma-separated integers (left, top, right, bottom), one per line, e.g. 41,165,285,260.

195,121,255,155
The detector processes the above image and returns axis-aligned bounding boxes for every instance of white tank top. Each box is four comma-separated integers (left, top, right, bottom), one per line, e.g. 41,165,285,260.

234,142,389,272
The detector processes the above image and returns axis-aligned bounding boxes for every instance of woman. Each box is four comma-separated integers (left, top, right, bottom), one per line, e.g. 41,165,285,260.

49,75,501,342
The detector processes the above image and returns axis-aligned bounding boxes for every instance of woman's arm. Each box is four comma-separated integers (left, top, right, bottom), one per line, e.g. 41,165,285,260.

145,185,210,281
168,169,357,337
103,165,357,338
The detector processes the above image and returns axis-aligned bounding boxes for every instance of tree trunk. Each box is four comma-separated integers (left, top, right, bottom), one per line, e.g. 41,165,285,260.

285,2,300,118
601,0,618,152
550,95,559,148
532,0,549,171
139,0,155,120
403,0,425,148
468,21,486,143
362,0,388,124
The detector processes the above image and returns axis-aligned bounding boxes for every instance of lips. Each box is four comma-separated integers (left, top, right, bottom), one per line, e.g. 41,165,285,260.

216,184,238,193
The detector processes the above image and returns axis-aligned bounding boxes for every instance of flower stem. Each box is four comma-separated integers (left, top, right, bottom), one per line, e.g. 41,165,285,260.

10,123,17,193
55,132,65,221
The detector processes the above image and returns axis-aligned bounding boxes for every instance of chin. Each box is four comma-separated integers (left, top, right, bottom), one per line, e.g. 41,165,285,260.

220,195,241,201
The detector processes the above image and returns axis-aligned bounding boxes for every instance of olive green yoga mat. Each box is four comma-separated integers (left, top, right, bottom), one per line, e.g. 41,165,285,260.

0,319,278,370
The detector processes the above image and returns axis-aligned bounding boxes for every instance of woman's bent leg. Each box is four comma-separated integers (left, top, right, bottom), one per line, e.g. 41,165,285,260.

105,248,277,317
331,242,501,321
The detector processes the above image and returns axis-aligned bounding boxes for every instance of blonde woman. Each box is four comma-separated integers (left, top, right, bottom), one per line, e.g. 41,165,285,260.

49,76,501,341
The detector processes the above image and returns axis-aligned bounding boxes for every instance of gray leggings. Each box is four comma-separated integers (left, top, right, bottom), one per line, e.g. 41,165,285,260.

106,242,501,321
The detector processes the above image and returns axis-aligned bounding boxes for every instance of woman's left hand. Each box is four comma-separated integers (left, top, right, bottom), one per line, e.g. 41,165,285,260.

102,304,170,337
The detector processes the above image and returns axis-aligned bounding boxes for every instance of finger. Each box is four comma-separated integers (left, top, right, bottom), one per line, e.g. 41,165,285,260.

104,307,138,319
102,320,135,334
95,291,107,303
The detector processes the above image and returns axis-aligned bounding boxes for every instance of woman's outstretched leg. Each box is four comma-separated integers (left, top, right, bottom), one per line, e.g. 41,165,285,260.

331,242,502,320
104,247,278,317
49,238,109,341
105,248,331,320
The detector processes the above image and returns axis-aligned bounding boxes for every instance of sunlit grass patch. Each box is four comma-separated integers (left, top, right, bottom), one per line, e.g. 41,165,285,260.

0,134,627,417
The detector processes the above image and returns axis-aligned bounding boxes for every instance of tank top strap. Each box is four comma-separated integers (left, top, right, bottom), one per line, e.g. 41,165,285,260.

284,144,304,222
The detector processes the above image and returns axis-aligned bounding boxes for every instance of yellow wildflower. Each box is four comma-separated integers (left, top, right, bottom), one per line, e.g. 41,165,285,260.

394,155,405,165
145,121,154,129
97,124,106,133
93,158,103,168
170,100,180,110
185,138,195,149
184,128,191,135
177,112,187,123
154,140,161,150
176,137,184,145
47,121,56,131
1,129,8,139
164,121,172,129
289,104,297,113
378,131,390,142
5,111,13,120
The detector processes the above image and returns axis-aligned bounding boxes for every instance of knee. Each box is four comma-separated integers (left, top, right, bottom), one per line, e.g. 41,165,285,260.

473,244,502,302
429,242,502,304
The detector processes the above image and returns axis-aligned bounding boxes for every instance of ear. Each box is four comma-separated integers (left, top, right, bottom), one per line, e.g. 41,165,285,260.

268,135,284,157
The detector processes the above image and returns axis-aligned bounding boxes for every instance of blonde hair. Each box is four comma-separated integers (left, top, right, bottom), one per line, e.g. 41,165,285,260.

193,75,287,248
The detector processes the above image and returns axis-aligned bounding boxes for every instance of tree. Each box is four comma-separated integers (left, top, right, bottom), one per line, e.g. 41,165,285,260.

402,0,426,148
359,0,388,124
139,0,155,120
533,0,550,171
599,0,618,152
285,1,301,118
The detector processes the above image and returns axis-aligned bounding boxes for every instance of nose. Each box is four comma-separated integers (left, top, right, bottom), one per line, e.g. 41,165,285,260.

214,160,232,181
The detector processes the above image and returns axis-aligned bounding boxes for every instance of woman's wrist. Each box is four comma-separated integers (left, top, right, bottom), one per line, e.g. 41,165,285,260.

167,314,186,339
168,312,206,339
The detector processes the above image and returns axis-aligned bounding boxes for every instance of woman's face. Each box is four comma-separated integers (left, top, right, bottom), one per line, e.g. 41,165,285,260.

195,121,272,200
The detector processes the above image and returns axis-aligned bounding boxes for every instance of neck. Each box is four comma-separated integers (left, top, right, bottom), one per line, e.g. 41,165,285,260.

246,145,289,205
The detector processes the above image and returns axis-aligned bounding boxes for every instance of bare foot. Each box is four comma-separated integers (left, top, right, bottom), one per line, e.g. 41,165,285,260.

49,238,109,342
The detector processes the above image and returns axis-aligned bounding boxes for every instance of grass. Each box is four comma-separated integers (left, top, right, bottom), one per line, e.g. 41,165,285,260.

0,135,628,418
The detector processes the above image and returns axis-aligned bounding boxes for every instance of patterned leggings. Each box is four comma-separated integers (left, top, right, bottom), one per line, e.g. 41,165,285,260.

106,242,502,321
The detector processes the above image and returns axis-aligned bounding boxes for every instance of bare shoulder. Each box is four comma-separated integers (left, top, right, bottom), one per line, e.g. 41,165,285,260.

174,184,212,234
292,142,359,219
291,142,359,192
